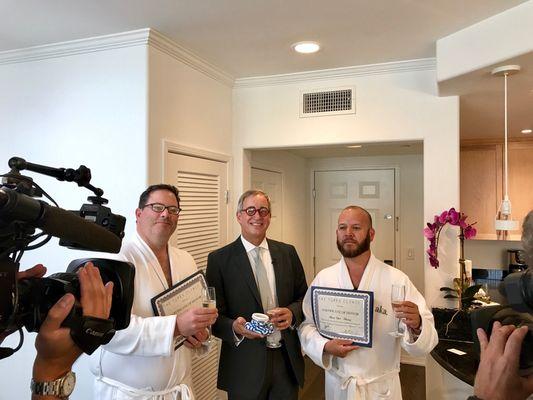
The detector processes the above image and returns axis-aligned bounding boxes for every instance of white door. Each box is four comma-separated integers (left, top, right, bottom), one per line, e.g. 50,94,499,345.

251,167,283,241
165,152,228,271
165,151,228,400
314,169,396,274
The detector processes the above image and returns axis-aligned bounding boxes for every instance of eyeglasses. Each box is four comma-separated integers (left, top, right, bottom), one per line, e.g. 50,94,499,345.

143,203,182,215
240,206,270,217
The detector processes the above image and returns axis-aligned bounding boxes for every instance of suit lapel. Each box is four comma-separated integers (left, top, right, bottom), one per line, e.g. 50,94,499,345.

233,238,262,309
268,239,285,306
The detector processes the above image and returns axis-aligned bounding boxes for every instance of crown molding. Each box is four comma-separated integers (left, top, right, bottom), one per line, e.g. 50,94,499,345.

0,28,234,87
234,58,436,88
147,29,234,87
0,29,151,65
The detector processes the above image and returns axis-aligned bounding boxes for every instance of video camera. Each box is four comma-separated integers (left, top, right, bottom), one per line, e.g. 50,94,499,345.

0,157,135,358
471,268,533,373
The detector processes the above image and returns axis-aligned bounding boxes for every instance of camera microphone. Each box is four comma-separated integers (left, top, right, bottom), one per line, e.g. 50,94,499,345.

0,188,121,253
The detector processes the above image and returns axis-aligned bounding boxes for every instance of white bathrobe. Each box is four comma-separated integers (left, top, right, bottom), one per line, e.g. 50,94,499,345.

90,232,197,399
299,254,438,400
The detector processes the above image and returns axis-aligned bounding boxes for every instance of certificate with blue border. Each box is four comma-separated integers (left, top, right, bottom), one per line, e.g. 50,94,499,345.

311,286,373,348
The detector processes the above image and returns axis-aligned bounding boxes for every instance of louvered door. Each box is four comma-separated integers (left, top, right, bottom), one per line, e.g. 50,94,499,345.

165,150,229,400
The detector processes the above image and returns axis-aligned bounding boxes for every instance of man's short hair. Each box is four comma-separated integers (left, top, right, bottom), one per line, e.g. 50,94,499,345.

341,205,373,228
138,184,180,208
237,189,271,212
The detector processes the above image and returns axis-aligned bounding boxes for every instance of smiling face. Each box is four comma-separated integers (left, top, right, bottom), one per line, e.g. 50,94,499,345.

237,193,271,246
135,189,179,248
336,207,375,259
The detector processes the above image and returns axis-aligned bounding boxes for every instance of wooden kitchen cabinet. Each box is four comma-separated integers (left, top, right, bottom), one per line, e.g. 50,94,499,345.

461,140,533,240
460,143,503,240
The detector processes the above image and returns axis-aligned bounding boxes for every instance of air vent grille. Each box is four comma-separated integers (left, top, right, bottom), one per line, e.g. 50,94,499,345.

301,88,355,117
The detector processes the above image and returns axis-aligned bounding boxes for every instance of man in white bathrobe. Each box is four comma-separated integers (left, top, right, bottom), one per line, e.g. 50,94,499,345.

299,206,438,400
90,184,218,399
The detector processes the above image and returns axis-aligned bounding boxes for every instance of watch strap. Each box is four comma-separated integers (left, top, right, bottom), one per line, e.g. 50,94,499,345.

31,371,76,398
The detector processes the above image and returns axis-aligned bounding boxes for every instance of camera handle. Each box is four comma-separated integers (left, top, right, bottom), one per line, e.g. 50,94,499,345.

8,157,104,198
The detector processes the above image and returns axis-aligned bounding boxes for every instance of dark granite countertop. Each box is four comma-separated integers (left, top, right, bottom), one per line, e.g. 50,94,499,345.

431,338,478,386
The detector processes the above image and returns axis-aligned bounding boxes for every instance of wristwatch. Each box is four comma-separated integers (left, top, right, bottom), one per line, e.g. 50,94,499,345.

30,371,76,398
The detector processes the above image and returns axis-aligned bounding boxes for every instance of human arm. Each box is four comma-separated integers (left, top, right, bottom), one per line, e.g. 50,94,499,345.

32,262,113,399
206,250,264,343
399,278,438,356
298,280,357,369
281,245,308,328
473,321,533,400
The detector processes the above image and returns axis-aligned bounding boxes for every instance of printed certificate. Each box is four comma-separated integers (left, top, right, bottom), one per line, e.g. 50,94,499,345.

151,271,208,348
311,286,373,347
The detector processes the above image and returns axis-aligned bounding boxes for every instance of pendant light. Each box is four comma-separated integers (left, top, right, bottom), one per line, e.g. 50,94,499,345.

492,64,520,236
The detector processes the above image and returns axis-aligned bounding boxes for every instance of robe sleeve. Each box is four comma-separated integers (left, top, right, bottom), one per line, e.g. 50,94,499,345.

298,281,333,370
102,314,177,357
400,279,439,357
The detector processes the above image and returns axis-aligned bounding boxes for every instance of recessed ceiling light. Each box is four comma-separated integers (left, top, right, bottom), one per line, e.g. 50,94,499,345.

347,145,362,148
522,129,532,134
292,41,320,54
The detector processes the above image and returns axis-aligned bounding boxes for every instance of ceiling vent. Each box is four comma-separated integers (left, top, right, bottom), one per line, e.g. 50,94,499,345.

300,87,355,118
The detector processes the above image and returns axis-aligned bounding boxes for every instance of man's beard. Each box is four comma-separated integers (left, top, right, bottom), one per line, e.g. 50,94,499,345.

336,231,371,258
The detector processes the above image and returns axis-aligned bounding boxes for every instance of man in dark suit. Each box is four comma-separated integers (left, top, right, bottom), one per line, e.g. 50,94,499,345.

206,189,307,400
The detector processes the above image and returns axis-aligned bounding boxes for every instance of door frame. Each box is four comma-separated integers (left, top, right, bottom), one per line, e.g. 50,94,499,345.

251,163,284,241
310,165,401,277
162,140,233,243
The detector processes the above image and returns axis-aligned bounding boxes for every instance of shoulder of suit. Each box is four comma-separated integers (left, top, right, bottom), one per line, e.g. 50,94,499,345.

266,238,295,250
208,238,240,257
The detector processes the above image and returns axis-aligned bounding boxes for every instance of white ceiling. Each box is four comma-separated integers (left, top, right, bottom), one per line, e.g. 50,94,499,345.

0,0,527,78
1,0,532,141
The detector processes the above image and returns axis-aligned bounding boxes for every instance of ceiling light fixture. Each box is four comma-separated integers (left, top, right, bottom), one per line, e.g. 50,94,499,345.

492,65,521,236
347,145,362,148
292,41,320,54
521,129,532,134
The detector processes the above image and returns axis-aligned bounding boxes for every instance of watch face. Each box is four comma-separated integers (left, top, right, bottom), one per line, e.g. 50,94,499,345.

62,372,76,396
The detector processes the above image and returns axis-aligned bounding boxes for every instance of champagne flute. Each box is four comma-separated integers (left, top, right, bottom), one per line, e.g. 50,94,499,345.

266,298,282,349
202,286,216,345
389,284,406,338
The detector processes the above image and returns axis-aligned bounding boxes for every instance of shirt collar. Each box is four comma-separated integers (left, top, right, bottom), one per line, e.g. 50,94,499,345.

240,235,269,253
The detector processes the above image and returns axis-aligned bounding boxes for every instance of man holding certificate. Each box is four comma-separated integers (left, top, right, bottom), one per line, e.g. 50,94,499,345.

299,206,438,400
206,190,308,400
90,184,218,399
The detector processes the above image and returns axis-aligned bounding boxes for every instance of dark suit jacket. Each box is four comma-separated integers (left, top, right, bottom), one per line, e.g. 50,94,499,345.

206,237,308,397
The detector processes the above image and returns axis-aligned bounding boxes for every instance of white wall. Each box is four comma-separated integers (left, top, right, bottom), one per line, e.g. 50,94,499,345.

233,68,460,309
0,46,148,398
308,154,425,293
465,239,523,270
233,68,459,400
250,150,310,280
437,0,533,83
147,46,233,184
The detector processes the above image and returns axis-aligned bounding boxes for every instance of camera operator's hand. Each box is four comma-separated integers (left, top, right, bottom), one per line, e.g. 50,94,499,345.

32,262,113,394
474,321,533,400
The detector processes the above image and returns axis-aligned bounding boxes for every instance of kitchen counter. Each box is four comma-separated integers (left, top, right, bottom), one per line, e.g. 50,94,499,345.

431,339,478,386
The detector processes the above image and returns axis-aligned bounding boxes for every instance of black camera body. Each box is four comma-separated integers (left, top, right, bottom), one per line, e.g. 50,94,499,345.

471,268,533,373
59,202,126,250
0,157,135,358
15,258,135,333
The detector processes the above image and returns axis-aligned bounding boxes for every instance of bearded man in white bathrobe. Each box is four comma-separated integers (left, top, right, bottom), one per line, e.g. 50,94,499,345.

90,184,218,399
299,206,438,400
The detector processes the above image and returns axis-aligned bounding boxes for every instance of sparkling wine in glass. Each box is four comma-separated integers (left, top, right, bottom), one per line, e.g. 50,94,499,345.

389,284,406,338
202,286,216,345
266,298,282,349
